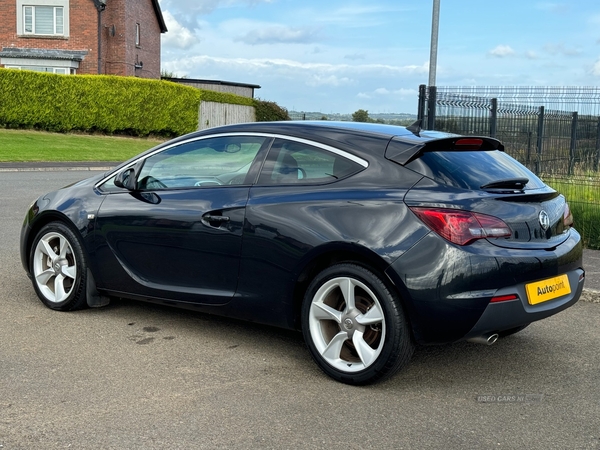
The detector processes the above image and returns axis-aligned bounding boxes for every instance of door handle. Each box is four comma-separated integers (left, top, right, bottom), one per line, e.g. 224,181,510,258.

203,214,230,223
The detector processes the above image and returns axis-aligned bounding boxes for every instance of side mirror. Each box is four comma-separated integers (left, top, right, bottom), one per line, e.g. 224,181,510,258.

114,167,137,190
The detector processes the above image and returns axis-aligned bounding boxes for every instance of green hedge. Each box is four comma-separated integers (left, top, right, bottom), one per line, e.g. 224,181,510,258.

0,69,201,136
0,69,290,136
253,98,290,121
199,89,255,107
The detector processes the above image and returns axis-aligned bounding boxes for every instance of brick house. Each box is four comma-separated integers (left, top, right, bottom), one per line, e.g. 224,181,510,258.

0,0,167,78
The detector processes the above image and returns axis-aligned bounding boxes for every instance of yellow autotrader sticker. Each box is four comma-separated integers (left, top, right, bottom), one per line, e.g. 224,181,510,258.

525,274,571,305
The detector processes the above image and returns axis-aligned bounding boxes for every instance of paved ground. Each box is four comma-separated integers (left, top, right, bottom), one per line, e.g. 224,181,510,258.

1,168,599,450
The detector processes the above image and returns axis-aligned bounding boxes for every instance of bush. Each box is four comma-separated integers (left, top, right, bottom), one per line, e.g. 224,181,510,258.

253,98,290,122
0,69,201,136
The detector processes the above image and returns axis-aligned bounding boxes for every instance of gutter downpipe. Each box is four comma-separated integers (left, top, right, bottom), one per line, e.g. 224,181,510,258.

95,1,106,74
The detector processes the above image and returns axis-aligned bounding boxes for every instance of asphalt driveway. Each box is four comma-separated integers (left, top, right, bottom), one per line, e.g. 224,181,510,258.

1,169,599,450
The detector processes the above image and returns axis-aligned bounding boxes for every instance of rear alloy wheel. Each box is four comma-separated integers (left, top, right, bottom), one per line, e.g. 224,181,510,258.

302,263,414,385
30,222,88,311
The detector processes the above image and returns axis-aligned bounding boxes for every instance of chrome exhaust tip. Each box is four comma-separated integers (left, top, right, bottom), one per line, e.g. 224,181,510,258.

467,333,499,346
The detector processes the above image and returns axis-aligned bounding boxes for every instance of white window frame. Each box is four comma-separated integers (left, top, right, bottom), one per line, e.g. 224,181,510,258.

135,23,141,47
17,0,70,37
3,65,72,74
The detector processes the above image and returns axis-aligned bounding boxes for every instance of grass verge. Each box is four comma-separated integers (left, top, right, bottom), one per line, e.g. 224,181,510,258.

0,129,166,162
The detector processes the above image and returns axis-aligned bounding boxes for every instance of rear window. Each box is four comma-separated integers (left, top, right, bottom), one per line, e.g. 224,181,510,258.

406,150,545,190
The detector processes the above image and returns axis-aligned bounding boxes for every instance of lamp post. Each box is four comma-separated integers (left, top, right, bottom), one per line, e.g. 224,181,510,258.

428,0,440,87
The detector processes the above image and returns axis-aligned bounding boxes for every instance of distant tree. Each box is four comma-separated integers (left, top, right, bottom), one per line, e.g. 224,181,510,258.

320,116,328,120
160,70,187,79
352,109,370,122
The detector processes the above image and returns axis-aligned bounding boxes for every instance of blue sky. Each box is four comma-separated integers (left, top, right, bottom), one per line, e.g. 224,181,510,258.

158,0,600,114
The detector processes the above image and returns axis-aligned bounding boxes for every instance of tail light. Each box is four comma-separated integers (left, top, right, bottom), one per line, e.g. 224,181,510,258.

410,207,512,246
563,202,573,229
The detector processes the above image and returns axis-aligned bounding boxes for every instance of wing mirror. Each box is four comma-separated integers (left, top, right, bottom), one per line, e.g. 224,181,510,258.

114,167,137,190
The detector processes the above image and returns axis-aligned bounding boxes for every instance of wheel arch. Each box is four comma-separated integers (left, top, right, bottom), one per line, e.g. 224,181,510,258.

289,243,410,331
24,211,82,272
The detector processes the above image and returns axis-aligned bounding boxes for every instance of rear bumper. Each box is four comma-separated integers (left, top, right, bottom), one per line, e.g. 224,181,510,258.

385,229,584,344
463,267,584,340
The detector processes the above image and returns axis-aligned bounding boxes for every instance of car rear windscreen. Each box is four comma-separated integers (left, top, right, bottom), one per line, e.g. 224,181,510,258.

406,150,546,191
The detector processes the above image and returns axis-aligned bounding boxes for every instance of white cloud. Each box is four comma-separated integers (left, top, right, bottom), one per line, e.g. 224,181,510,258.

525,51,539,59
544,43,581,56
535,2,569,13
159,0,274,16
234,26,323,45
374,88,390,95
161,11,198,49
367,87,418,97
488,45,516,57
306,74,354,87
593,59,600,76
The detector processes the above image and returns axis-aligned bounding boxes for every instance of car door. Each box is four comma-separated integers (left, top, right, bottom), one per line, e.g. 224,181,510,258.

95,134,270,305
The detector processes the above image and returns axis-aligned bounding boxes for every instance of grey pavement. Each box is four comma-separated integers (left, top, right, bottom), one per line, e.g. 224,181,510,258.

1,169,600,449
2,161,598,296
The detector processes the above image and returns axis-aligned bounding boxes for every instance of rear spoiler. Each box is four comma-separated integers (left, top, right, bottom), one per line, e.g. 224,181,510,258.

385,135,505,166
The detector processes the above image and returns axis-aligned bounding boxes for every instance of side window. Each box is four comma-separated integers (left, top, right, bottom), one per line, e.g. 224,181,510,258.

259,139,363,185
136,136,267,189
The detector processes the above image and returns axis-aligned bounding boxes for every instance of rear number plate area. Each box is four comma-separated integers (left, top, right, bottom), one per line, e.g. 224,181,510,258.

525,274,571,305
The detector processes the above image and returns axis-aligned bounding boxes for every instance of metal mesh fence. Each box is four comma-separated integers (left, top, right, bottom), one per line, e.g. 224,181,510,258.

419,85,600,249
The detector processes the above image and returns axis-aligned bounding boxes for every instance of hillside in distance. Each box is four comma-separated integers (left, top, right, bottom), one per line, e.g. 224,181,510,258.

289,111,417,124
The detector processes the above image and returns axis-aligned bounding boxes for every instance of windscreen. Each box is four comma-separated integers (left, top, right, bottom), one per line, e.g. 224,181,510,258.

406,150,546,190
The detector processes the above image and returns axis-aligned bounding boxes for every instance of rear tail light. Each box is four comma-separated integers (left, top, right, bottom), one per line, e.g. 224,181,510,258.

563,202,573,229
410,207,512,246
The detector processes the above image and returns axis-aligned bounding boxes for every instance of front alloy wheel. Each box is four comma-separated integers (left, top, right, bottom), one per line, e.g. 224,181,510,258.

30,222,88,311
302,263,414,385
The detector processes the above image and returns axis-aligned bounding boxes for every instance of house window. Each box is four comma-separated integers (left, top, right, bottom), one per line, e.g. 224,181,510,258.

23,5,64,35
135,23,141,46
5,65,72,74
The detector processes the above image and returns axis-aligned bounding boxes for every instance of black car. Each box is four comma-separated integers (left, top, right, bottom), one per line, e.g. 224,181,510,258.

20,121,585,385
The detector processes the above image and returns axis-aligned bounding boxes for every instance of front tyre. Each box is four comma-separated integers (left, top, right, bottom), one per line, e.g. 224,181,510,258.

30,222,88,311
301,263,414,385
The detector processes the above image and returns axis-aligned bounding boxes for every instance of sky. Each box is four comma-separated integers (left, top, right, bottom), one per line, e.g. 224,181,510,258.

158,0,600,115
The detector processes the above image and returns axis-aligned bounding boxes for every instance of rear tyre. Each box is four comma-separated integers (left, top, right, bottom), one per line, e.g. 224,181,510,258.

30,222,88,311
301,263,414,385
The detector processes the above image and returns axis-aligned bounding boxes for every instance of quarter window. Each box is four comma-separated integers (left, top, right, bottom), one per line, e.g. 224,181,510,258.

259,139,363,185
24,5,64,35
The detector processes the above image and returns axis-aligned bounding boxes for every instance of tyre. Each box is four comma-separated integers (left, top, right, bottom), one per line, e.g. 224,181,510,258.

301,263,414,385
29,222,88,311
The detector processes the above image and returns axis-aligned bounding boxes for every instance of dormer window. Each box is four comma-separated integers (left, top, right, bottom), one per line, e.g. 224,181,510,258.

23,5,64,35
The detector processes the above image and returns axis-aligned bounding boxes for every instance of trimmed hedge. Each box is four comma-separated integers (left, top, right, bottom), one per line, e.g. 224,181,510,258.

0,69,201,136
199,89,255,107
0,69,290,136
253,98,290,122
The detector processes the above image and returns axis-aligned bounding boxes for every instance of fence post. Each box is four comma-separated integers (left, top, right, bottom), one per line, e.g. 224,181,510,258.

417,84,426,124
426,85,437,130
535,106,545,175
568,112,578,176
490,98,498,138
526,131,532,167
595,116,600,172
